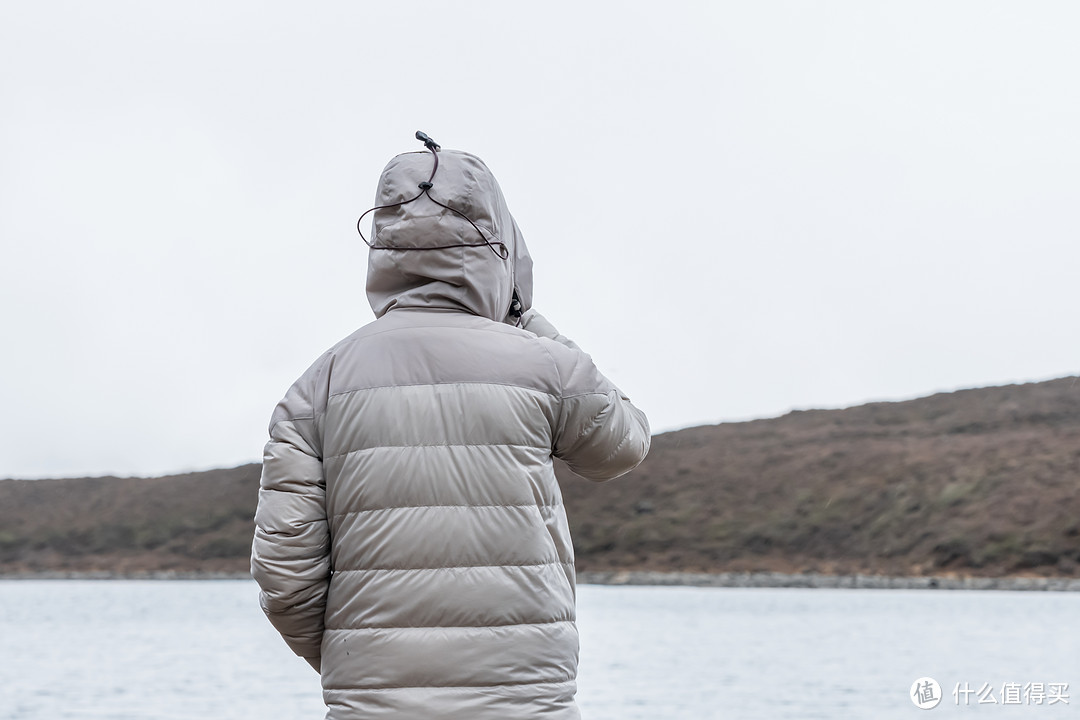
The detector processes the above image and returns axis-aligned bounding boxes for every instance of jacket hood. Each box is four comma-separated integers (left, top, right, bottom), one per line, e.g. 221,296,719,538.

365,149,533,323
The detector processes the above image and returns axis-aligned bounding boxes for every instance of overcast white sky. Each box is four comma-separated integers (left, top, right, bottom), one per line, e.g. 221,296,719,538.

2,2,1077,479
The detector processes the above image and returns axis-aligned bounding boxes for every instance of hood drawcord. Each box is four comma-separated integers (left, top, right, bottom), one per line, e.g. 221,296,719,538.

357,132,510,260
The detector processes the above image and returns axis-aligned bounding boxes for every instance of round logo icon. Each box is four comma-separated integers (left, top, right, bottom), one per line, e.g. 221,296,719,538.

911,677,943,709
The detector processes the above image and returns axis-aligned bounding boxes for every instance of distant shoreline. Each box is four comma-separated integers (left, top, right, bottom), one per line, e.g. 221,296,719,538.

3,569,1079,591
577,570,1080,591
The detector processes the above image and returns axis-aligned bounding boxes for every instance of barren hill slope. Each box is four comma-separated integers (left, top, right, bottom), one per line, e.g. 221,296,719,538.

560,376,1080,576
2,377,1078,577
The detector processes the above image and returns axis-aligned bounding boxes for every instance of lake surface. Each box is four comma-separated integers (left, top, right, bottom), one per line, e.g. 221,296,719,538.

0,580,1076,718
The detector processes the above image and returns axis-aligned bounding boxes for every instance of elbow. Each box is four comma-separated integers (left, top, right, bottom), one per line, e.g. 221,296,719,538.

602,428,652,481
572,424,651,483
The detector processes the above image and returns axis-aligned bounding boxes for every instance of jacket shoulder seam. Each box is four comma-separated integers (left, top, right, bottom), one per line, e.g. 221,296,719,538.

535,341,563,397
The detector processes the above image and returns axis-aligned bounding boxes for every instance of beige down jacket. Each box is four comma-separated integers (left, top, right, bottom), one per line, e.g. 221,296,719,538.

251,147,651,719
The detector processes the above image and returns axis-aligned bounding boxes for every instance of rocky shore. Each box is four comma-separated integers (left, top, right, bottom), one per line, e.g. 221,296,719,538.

4,569,1079,591
578,570,1080,591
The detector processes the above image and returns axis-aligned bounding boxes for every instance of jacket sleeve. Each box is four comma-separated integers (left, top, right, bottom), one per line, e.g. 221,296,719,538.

250,358,332,667
523,309,651,481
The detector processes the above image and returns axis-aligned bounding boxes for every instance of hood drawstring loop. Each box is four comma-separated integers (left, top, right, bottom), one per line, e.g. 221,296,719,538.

356,132,510,260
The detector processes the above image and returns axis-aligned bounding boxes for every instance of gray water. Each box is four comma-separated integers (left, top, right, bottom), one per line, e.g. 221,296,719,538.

0,580,1076,718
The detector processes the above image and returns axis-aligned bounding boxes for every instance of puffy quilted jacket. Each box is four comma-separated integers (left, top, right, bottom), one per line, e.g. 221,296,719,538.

251,147,651,719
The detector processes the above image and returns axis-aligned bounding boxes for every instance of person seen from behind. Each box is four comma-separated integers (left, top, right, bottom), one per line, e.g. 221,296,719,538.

251,132,651,719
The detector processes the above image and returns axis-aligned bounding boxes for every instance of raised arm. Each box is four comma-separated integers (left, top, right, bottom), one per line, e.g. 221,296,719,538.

523,309,651,481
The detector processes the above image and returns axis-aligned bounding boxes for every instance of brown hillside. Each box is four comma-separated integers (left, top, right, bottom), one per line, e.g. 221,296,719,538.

0,465,260,575
559,376,1080,576
2,377,1078,577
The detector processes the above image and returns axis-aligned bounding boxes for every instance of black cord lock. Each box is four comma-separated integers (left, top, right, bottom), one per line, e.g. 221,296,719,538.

415,130,440,151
